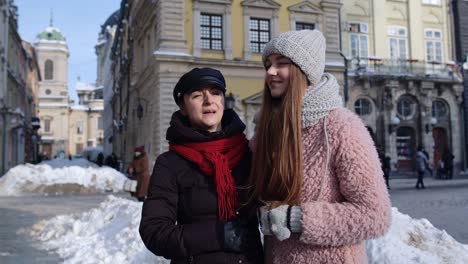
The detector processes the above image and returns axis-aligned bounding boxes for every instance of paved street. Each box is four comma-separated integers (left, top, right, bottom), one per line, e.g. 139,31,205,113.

0,193,131,264
388,176,468,244
0,177,468,263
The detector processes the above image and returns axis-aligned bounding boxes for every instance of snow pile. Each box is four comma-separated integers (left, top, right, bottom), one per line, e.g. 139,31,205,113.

28,196,468,264
0,158,128,196
29,196,167,264
366,207,468,263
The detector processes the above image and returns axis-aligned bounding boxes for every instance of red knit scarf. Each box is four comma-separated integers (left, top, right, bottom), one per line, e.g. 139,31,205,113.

169,133,248,221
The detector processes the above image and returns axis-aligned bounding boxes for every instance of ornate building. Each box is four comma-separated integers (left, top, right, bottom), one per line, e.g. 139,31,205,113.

35,21,103,158
111,0,343,167
96,10,120,156
0,1,40,175
451,0,468,172
341,0,464,175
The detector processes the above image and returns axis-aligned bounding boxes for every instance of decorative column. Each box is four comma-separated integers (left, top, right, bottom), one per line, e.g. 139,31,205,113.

420,81,435,162
384,80,399,170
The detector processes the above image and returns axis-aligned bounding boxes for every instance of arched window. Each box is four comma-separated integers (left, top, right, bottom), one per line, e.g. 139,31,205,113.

45,60,54,80
397,96,416,120
354,98,372,116
432,100,448,119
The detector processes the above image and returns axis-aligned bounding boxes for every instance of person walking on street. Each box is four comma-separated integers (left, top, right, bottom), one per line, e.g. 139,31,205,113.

128,146,150,201
250,30,391,263
415,146,428,189
139,68,263,263
441,149,454,179
378,149,391,190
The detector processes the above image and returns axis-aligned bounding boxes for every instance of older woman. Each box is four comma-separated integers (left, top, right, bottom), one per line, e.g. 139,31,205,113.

139,67,263,264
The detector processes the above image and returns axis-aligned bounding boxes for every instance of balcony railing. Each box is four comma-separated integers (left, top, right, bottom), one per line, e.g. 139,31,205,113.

348,57,462,80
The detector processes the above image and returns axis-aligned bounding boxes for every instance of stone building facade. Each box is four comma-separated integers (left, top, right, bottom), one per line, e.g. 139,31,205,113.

451,0,468,172
341,0,464,175
0,2,40,175
111,0,343,167
96,10,119,157
35,23,103,158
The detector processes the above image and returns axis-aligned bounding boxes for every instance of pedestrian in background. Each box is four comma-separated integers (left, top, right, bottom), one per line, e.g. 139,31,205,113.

96,152,104,167
379,149,391,190
139,68,263,263
127,146,149,201
415,146,428,189
105,152,119,171
250,30,391,263
441,149,454,179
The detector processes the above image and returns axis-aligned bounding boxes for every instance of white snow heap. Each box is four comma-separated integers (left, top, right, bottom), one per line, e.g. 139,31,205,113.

366,207,468,263
27,196,468,264
29,195,168,264
0,158,128,196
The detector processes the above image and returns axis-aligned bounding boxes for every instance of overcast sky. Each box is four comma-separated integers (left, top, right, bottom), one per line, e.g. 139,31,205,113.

15,0,121,103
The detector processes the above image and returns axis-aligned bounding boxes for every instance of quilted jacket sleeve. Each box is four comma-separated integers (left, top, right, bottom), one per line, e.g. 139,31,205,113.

299,111,391,246
139,154,224,260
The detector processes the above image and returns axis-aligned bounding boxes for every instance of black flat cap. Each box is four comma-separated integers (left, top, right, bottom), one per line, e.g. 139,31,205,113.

173,67,226,105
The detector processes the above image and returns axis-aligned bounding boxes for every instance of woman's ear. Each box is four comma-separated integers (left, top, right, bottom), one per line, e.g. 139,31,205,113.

179,103,187,116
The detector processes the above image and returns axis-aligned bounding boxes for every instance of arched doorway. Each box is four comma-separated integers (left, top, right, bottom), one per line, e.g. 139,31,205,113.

396,126,416,171
432,127,448,170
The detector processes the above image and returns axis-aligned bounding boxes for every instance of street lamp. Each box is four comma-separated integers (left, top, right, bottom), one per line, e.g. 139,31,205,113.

388,116,400,134
225,93,235,110
425,117,437,134
136,103,143,119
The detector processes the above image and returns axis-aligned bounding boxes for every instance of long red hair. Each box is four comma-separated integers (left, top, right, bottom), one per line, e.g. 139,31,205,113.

249,64,308,205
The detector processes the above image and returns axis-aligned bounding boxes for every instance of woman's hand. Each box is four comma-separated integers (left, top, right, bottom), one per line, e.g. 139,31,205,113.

258,204,303,241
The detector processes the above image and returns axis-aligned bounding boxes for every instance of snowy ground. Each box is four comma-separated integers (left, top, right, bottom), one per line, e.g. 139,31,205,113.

1,160,468,263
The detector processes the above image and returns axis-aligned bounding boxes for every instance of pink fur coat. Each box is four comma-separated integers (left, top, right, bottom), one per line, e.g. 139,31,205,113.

255,108,391,264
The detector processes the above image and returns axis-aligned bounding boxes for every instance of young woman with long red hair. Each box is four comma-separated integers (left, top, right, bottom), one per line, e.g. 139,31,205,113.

251,30,391,263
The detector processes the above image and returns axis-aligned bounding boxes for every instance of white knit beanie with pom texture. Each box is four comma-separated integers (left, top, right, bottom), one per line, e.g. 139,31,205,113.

262,30,326,86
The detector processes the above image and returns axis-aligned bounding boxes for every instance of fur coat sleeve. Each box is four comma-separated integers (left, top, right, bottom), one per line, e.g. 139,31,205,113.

299,110,391,246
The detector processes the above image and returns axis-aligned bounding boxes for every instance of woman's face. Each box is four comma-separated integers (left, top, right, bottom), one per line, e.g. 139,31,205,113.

265,54,292,98
181,87,224,132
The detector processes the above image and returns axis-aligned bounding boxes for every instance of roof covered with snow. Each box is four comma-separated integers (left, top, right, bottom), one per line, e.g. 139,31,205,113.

76,81,97,91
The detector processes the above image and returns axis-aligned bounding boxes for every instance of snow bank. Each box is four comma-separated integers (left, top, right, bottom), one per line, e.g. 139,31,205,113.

29,196,167,264
28,196,468,264
0,158,128,196
367,207,468,263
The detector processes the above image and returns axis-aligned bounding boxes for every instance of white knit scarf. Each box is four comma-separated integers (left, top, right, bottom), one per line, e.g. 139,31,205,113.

302,73,343,128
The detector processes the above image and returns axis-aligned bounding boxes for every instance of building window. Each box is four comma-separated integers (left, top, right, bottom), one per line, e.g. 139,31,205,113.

354,98,372,116
397,97,415,119
432,100,448,119
76,121,83,134
348,22,369,59
44,59,53,80
76,143,83,155
44,119,51,132
45,89,51,95
425,29,442,62
296,22,315,31
250,18,270,53
388,26,407,60
200,13,223,50
97,117,103,130
422,0,440,4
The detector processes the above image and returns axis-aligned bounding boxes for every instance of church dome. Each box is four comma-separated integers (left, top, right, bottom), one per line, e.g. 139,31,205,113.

100,10,120,35
36,27,66,42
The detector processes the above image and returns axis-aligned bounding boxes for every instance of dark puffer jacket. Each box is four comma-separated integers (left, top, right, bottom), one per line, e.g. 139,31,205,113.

139,110,263,264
